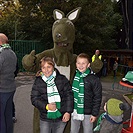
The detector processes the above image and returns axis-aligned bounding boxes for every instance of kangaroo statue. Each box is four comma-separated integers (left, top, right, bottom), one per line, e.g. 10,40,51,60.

22,7,81,133
22,7,81,82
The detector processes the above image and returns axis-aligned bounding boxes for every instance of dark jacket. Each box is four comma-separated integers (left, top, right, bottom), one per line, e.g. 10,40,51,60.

31,69,74,121
83,73,102,116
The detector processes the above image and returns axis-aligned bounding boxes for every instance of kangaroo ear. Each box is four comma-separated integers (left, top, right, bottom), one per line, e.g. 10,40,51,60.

53,9,65,20
66,7,81,23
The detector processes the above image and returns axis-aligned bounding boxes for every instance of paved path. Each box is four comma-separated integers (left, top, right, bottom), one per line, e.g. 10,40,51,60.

13,75,132,133
14,76,34,133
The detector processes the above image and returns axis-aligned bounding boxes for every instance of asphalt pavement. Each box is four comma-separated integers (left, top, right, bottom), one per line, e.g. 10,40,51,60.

13,75,132,133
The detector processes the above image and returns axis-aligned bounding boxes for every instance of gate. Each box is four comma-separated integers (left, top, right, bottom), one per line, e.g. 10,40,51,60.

9,40,45,72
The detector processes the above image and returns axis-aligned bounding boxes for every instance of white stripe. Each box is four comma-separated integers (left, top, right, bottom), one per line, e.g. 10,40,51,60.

41,71,61,103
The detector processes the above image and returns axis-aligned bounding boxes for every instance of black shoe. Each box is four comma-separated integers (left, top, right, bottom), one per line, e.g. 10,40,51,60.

12,117,17,123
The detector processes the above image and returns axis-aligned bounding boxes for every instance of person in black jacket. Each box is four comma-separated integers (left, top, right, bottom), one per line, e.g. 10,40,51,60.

31,56,73,133
70,53,102,133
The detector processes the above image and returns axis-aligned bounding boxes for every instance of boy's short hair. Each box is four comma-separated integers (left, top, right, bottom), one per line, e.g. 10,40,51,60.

40,56,55,67
77,53,90,62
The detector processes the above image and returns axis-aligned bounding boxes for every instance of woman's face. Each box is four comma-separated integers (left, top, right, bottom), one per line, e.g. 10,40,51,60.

41,62,54,77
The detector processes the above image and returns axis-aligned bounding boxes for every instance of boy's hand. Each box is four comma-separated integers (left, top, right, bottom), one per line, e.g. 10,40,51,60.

90,115,97,123
48,103,56,111
62,112,70,122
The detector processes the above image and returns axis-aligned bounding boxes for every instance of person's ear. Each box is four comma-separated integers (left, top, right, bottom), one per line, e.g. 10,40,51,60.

104,103,107,111
88,63,90,67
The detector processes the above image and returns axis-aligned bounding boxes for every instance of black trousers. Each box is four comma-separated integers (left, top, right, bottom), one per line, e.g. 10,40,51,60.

12,101,15,117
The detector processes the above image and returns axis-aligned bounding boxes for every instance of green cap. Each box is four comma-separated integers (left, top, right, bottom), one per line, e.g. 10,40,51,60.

107,98,123,116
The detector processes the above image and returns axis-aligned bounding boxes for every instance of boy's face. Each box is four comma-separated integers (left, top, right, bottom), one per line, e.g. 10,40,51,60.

41,62,54,77
76,57,90,73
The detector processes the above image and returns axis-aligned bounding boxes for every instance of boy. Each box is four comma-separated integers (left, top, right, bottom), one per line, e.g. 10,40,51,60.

31,56,73,133
99,98,130,133
70,53,102,133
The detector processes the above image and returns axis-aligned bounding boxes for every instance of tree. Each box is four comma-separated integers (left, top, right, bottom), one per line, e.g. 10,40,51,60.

72,0,123,55
0,0,22,39
0,0,123,55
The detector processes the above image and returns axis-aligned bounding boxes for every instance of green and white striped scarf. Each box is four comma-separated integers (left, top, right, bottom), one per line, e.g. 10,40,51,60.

0,44,11,53
72,68,90,120
41,71,62,119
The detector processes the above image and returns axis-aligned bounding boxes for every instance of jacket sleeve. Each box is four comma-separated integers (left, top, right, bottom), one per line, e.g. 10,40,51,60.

91,77,102,116
0,54,4,71
31,79,47,112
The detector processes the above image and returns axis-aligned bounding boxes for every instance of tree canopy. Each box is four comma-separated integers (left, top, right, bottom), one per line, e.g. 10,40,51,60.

0,0,123,55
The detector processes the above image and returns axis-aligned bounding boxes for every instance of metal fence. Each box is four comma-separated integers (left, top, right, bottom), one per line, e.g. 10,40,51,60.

9,40,133,75
118,64,133,76
9,40,45,71
112,64,133,91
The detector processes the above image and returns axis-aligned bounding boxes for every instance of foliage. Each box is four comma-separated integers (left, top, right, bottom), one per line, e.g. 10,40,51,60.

73,0,123,55
0,0,22,39
0,0,123,55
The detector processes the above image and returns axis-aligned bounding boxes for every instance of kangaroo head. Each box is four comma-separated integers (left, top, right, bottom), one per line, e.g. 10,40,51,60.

52,7,81,52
